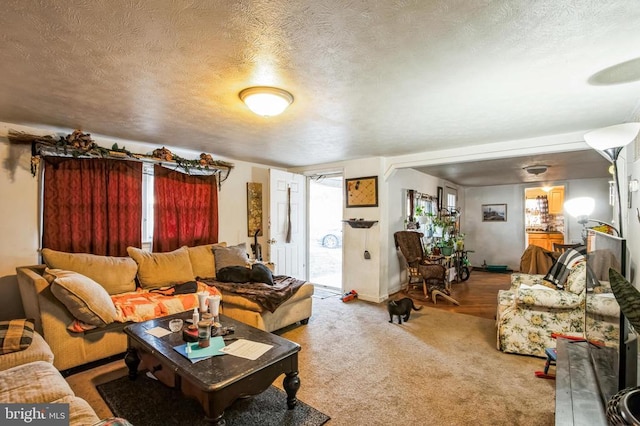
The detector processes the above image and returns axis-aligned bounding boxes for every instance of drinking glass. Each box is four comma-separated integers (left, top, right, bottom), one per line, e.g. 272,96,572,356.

168,319,183,332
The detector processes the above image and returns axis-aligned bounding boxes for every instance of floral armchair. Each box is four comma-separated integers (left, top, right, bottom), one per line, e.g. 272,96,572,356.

496,261,587,357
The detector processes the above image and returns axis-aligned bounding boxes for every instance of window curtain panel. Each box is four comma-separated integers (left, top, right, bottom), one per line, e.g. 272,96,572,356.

42,157,142,256
153,165,219,252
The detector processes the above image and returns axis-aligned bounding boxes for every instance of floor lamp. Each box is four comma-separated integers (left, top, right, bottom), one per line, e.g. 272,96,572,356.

564,196,620,243
583,122,640,238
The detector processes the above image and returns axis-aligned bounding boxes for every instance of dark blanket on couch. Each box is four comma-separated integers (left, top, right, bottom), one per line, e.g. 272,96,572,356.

201,276,306,313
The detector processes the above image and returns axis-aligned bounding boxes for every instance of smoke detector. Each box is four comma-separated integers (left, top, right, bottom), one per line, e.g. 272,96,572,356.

524,165,549,176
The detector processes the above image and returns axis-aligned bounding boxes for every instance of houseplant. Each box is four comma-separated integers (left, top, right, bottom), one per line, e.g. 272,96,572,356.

415,205,428,224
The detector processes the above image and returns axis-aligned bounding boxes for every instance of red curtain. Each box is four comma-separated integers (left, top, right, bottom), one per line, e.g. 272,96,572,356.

43,157,142,256
153,165,219,252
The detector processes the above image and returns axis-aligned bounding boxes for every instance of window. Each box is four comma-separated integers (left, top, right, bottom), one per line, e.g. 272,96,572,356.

142,163,154,244
445,187,457,210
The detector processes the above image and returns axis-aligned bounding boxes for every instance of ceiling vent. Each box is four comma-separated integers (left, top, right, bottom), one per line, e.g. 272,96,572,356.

524,165,549,176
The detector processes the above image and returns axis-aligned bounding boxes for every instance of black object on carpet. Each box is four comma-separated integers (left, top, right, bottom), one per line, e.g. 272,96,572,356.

97,374,330,426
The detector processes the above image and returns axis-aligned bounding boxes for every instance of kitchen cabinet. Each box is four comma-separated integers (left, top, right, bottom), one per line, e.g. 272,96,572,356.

548,187,565,214
527,232,564,251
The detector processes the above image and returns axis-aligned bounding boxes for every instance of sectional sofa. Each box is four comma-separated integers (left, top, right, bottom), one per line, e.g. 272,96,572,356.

17,243,313,371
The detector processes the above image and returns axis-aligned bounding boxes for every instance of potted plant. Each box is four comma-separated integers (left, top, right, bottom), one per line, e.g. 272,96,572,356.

455,233,465,251
437,235,455,256
415,205,429,224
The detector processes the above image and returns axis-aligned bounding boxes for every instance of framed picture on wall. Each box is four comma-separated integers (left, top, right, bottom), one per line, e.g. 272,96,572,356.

247,182,263,236
482,204,507,222
345,176,378,207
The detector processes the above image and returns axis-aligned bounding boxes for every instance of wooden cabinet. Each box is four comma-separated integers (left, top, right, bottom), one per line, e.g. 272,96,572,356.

527,232,564,251
548,187,565,214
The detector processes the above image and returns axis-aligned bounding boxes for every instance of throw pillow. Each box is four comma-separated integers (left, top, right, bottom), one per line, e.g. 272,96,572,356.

217,266,252,283
213,243,249,272
187,242,227,279
41,248,137,295
127,246,196,289
0,319,35,355
48,269,117,327
544,246,587,290
251,263,274,285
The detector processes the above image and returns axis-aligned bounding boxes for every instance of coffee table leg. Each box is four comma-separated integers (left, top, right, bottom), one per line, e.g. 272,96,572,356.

124,348,140,380
204,414,225,426
283,371,300,409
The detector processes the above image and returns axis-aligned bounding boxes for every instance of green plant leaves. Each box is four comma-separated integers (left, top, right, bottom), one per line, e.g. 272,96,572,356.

609,268,640,332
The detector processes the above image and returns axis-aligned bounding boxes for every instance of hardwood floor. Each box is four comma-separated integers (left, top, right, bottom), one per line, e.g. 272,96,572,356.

394,269,512,320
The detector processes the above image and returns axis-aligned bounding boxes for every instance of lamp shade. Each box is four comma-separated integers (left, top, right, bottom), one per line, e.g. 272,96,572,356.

239,86,294,117
584,122,640,150
564,197,595,218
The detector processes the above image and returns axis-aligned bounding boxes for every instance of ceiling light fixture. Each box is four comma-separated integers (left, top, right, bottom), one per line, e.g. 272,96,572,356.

524,165,549,176
239,86,294,117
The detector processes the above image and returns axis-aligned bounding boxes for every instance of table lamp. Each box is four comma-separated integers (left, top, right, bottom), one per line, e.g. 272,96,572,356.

564,196,619,242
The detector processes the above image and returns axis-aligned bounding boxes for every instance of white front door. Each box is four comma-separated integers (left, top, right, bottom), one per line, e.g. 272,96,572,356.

269,169,306,278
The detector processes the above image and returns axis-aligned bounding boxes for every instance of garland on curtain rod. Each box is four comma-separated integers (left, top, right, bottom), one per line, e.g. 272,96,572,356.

7,129,234,186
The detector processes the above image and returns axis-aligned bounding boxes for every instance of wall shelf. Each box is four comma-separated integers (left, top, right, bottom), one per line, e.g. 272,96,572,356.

343,220,378,229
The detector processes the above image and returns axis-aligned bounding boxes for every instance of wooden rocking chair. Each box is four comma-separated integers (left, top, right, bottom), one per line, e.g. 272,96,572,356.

394,231,460,305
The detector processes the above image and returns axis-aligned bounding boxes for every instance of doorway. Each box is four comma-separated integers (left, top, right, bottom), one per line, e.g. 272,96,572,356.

309,175,343,290
524,185,566,250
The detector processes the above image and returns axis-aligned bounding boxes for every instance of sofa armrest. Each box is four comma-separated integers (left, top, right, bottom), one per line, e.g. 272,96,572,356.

17,265,76,339
587,293,620,318
510,273,546,290
16,266,49,334
517,287,582,309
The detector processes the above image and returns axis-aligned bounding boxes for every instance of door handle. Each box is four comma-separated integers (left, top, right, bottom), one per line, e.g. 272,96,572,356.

267,238,277,245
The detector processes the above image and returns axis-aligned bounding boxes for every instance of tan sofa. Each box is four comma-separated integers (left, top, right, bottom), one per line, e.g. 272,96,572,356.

0,330,101,425
17,244,313,371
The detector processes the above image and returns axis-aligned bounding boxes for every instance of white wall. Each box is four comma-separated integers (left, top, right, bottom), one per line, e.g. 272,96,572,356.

385,168,449,294
463,184,525,270
0,122,272,320
463,178,611,271
626,143,639,286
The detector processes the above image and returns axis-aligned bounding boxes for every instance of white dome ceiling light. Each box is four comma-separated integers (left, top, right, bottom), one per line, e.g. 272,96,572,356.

239,86,294,117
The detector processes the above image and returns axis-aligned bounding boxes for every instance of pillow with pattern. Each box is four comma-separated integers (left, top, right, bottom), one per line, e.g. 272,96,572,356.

544,246,586,290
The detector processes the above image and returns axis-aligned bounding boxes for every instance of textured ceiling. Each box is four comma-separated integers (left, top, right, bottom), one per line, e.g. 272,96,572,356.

1,1,640,169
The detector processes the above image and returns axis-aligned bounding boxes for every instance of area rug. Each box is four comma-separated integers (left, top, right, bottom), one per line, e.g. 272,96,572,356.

97,374,330,426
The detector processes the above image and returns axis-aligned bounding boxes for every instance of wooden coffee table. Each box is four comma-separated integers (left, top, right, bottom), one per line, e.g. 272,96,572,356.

124,312,300,425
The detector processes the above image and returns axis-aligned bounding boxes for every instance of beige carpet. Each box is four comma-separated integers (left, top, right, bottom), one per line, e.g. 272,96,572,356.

68,296,555,425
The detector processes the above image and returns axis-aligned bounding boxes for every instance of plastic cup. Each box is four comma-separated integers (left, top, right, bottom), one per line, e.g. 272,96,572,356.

197,292,208,313
208,295,221,317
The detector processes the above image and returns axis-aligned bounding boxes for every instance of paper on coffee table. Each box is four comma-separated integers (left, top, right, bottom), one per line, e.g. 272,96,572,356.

219,339,273,360
145,326,171,338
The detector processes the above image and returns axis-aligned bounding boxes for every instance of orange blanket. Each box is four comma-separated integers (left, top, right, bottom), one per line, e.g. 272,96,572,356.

68,282,220,332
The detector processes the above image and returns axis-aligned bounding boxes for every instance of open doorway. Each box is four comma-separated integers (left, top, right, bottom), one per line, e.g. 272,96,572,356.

309,175,343,290
524,185,566,250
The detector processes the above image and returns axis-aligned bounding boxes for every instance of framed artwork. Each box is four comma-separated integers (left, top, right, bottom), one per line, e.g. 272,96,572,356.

482,204,507,222
345,176,378,207
247,182,263,236
437,186,443,211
